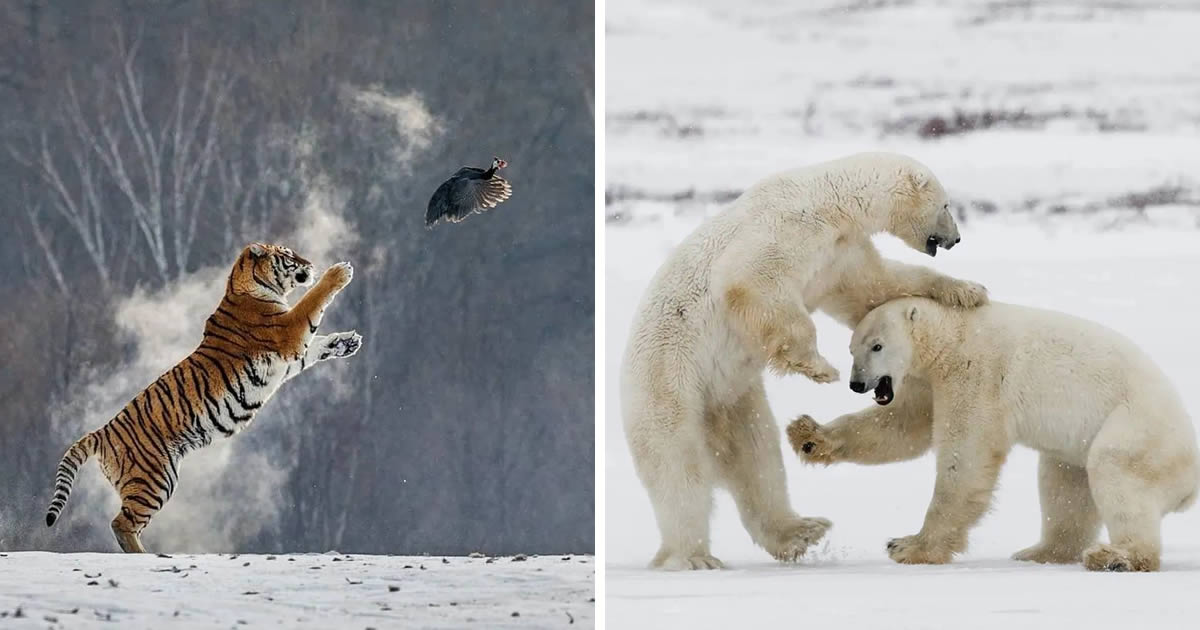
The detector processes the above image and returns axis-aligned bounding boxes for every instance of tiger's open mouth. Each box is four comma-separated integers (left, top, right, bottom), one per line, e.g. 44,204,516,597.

873,376,894,406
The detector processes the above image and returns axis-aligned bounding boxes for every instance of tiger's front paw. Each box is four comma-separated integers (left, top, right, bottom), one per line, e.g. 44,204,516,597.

322,331,363,360
324,262,354,291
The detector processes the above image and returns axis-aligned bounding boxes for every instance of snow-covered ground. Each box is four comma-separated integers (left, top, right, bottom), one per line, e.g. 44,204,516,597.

0,553,594,628
605,0,1200,628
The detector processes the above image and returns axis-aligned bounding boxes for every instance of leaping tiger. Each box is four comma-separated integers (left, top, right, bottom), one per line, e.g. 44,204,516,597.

45,242,362,553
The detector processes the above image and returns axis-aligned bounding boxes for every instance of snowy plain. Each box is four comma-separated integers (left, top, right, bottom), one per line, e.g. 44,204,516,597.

0,552,593,628
605,0,1200,628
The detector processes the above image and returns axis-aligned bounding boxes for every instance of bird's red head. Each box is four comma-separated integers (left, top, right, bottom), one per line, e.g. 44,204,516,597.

492,156,508,170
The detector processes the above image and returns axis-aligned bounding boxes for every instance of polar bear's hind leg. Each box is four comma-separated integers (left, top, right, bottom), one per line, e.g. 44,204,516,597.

629,400,723,571
1012,454,1100,564
710,384,832,563
1084,405,1170,572
645,459,722,570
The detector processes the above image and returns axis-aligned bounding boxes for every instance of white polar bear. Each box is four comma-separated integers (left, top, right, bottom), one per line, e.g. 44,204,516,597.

620,152,988,570
787,297,1199,572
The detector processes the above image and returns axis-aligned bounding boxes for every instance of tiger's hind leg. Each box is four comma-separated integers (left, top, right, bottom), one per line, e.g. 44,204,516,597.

110,468,176,554
112,505,149,553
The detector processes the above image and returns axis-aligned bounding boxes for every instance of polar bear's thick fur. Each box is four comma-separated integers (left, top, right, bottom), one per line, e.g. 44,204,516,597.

621,152,988,570
787,297,1199,572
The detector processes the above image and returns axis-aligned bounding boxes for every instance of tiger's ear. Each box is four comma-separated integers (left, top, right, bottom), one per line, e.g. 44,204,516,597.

248,243,268,258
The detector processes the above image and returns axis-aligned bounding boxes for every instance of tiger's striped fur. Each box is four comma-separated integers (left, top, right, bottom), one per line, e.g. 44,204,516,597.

45,242,362,553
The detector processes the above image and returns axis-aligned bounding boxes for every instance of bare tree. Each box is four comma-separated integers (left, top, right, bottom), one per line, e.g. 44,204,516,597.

10,126,115,292
212,126,305,254
17,183,70,297
213,140,265,254
64,27,234,282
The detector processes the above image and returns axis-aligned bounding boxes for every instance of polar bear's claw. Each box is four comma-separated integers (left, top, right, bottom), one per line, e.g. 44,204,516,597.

786,415,837,464
886,534,954,564
778,354,839,383
652,552,725,571
1083,543,1157,572
802,359,840,384
768,517,832,563
932,278,988,309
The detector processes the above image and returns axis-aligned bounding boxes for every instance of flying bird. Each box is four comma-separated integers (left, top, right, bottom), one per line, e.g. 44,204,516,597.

425,156,513,228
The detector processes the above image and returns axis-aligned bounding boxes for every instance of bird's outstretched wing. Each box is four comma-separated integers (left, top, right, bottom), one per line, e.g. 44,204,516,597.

425,172,513,228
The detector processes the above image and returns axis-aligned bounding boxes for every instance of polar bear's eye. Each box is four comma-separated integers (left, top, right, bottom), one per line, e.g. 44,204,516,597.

872,344,882,352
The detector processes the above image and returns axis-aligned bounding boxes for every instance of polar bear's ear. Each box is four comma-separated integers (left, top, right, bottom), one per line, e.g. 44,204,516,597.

906,170,930,192
907,305,919,322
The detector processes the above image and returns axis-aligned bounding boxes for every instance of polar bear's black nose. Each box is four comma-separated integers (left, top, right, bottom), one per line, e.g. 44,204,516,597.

849,381,867,393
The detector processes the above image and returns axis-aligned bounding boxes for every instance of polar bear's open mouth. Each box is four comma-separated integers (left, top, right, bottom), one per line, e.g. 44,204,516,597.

873,376,894,405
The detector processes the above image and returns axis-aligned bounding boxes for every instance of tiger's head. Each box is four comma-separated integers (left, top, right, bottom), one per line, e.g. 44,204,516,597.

229,242,315,300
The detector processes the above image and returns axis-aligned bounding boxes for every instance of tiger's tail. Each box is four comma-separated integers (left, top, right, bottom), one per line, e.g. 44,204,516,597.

45,432,99,527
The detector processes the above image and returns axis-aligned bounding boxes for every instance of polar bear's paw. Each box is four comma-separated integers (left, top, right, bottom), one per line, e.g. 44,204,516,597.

886,535,954,565
651,551,725,571
931,277,988,309
768,517,833,563
786,415,837,464
769,352,840,384
1011,543,1083,565
1083,543,1158,572
765,335,841,383
799,357,840,384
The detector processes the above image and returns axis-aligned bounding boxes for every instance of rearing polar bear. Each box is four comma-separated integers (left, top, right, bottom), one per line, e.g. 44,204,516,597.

621,152,987,570
787,297,1199,571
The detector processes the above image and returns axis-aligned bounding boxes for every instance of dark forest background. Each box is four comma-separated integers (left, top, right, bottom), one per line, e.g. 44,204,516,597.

0,0,594,554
